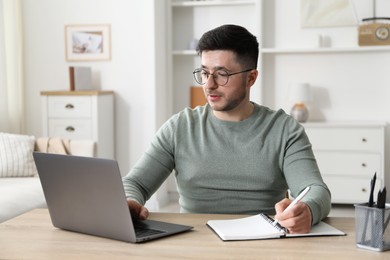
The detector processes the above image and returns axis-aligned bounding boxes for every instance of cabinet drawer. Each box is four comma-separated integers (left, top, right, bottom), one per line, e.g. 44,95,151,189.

48,119,92,139
47,96,92,118
323,176,382,204
305,127,383,152
315,151,381,177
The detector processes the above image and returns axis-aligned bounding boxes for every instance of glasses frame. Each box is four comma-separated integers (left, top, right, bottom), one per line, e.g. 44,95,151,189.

192,68,253,86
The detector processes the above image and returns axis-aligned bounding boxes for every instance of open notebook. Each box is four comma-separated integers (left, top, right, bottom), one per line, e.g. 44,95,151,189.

207,213,345,241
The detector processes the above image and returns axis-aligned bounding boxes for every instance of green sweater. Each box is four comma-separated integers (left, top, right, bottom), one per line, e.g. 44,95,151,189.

122,103,331,224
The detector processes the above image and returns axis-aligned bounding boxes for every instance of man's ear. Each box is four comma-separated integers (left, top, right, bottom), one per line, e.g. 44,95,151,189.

247,69,258,87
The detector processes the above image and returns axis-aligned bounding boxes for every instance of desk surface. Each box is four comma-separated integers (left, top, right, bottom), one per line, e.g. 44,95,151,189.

0,209,388,259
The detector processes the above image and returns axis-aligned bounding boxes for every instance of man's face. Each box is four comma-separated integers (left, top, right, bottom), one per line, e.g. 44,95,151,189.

200,50,252,112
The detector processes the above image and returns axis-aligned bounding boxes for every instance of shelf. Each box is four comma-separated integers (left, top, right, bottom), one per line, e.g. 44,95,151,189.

172,50,197,55
175,46,390,55
172,0,255,7
302,121,387,128
261,46,390,54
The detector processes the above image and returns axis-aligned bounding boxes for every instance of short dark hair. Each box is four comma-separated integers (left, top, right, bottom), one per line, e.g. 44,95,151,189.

196,24,259,69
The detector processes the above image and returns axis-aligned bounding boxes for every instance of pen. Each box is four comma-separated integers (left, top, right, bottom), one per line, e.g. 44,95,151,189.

273,186,311,227
368,172,377,207
377,187,386,209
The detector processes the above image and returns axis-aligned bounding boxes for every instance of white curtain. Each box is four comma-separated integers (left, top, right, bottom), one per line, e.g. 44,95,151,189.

0,0,24,133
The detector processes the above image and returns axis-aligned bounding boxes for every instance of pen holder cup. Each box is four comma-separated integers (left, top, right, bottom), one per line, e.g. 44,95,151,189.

354,204,390,251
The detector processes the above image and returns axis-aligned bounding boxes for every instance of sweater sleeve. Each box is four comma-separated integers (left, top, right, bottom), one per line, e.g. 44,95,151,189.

122,116,177,205
281,117,331,225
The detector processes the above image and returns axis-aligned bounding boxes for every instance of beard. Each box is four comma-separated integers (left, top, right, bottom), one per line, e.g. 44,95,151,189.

207,80,248,112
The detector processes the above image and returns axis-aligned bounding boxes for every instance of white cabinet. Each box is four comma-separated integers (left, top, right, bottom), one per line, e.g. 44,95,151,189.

41,91,114,159
303,122,385,204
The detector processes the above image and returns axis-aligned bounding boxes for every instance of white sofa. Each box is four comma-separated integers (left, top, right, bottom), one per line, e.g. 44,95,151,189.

0,133,95,223
0,176,46,222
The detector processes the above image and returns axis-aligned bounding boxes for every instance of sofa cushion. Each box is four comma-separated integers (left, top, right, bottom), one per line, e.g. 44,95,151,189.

0,132,37,177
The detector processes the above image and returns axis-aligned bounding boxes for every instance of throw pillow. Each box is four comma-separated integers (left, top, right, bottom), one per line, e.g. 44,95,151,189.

0,132,37,177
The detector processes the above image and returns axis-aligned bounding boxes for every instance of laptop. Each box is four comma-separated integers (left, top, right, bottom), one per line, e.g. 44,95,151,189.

33,152,193,243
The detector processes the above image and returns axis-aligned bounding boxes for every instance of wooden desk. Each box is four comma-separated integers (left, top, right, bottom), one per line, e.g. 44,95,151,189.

0,209,388,259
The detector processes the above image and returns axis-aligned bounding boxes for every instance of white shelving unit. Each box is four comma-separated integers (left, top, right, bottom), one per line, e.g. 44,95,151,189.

257,1,390,204
167,0,262,114
258,1,390,118
165,0,390,204
165,0,263,203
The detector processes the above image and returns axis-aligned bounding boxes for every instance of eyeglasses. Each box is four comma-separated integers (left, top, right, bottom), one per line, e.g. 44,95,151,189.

192,68,253,86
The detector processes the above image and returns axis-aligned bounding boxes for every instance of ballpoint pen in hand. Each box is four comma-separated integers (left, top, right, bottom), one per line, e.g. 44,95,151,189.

273,186,311,227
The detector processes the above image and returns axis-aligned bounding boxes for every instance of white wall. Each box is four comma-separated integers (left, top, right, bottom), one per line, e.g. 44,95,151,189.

22,0,166,177
19,0,390,205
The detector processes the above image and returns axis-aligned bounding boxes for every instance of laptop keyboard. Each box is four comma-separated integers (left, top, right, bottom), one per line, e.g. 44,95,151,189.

134,226,165,238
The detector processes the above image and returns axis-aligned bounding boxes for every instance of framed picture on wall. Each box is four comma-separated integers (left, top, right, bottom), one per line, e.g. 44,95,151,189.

65,24,111,61
300,0,374,28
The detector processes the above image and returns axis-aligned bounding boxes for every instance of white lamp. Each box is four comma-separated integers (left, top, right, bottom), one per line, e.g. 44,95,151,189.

289,83,312,123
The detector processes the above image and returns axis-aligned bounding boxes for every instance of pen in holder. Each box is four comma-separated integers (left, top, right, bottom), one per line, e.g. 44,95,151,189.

354,203,390,251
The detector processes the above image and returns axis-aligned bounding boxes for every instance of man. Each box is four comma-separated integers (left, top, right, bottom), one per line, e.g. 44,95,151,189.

123,24,331,234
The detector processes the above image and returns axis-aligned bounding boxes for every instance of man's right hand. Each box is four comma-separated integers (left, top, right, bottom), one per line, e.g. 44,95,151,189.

127,199,149,220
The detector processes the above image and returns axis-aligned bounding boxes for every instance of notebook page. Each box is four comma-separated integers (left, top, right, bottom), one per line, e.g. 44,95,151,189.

286,221,346,237
207,214,284,241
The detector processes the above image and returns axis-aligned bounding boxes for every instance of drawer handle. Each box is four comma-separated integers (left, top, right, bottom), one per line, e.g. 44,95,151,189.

65,104,74,109
362,188,367,193
361,163,367,167
361,138,367,142
65,126,75,132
